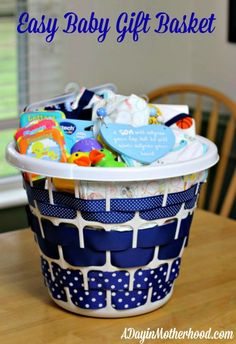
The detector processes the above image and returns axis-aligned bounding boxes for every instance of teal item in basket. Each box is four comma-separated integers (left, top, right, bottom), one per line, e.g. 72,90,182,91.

100,123,176,164
59,120,94,152
20,111,66,127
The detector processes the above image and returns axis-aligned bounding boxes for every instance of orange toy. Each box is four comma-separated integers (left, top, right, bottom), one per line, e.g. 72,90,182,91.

68,150,105,167
18,128,67,161
18,128,67,181
176,117,193,129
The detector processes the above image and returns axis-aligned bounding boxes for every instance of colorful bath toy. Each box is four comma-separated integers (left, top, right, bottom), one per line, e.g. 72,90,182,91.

93,149,126,168
68,150,105,167
71,138,102,154
53,178,75,193
68,152,91,166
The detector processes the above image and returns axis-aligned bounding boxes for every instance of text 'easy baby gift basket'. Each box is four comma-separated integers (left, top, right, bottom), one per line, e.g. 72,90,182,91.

6,136,218,318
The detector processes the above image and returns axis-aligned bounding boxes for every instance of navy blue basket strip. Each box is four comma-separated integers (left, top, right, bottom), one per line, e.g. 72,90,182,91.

137,221,177,248
111,247,155,268
42,220,80,247
81,203,183,223
80,211,135,224
184,196,198,210
25,181,202,214
25,182,49,203
158,237,185,260
37,202,77,219
53,192,106,212
179,214,193,237
166,183,202,206
28,210,192,251
110,195,163,212
140,204,182,220
28,211,191,268
36,234,60,259
25,188,35,207
84,228,133,251
62,246,107,267
25,181,107,212
35,199,193,223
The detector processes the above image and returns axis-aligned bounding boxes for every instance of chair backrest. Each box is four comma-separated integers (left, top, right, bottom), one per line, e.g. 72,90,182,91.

147,84,236,217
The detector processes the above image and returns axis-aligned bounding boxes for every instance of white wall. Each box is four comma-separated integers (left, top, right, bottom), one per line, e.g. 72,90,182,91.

62,0,194,95
61,0,236,101
190,0,236,101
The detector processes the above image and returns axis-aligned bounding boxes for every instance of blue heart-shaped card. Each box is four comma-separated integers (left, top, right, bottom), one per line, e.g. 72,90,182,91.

100,124,175,164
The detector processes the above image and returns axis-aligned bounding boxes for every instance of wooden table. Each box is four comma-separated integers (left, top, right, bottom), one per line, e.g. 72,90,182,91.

0,209,235,344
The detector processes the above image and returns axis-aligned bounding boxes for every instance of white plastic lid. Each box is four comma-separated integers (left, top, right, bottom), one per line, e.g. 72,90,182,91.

6,136,219,182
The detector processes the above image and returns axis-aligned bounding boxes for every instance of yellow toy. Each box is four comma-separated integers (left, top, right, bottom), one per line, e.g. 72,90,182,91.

53,150,105,193
68,152,90,166
31,142,58,160
53,178,75,193
148,105,162,125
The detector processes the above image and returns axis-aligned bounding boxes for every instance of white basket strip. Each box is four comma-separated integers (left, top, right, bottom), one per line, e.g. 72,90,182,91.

36,239,185,291
47,177,55,205
105,186,111,212
29,199,195,234
74,180,80,198
38,217,45,239
30,187,197,300
161,188,168,207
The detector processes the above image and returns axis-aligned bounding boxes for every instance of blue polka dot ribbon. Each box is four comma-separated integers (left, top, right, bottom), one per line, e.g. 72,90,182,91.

25,179,201,312
25,181,201,214
41,257,181,310
24,180,201,223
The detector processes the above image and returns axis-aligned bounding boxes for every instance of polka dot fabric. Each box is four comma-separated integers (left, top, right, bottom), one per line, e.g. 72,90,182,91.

169,258,181,281
25,181,200,219
71,290,106,310
40,257,179,311
88,270,130,290
133,264,168,289
112,290,147,310
25,179,203,316
51,263,84,288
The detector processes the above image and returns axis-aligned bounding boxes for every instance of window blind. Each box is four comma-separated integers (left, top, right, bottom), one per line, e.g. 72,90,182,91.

0,0,65,122
25,0,65,109
0,0,66,178
0,0,17,121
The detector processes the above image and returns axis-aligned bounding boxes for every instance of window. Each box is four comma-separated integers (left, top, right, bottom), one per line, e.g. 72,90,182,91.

0,0,18,177
0,0,65,206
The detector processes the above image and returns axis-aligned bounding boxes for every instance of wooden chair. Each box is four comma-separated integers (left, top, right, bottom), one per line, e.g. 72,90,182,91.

147,84,236,217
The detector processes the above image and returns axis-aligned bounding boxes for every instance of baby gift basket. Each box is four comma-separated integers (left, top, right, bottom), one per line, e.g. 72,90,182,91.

6,135,218,318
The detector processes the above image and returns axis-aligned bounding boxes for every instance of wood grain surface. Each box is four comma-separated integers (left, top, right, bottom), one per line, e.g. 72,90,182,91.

0,209,236,344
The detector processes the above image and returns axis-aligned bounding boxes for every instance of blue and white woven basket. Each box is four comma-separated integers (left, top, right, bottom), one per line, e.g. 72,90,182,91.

6,138,219,318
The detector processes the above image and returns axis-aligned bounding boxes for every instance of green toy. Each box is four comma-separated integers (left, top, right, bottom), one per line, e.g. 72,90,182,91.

94,149,126,168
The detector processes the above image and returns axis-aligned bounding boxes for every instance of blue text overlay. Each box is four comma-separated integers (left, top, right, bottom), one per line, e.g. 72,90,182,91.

17,11,216,43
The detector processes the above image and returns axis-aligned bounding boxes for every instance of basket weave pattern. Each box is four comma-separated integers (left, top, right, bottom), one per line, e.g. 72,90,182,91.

25,177,202,317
